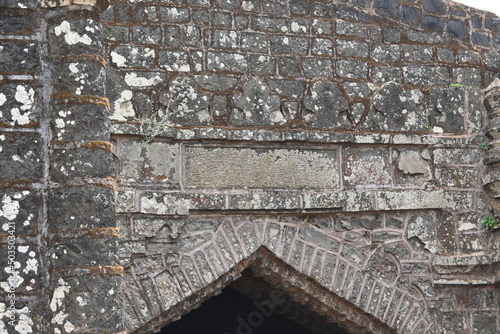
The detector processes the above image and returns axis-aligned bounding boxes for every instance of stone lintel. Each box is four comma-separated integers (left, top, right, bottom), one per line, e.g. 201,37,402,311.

433,253,500,274
434,278,492,286
126,189,471,215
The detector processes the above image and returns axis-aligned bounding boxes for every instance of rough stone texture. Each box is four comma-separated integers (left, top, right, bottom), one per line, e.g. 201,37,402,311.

184,146,340,189
303,80,350,128
1,2,122,334
232,79,282,125
158,76,210,126
2,0,500,334
370,81,426,132
343,147,391,187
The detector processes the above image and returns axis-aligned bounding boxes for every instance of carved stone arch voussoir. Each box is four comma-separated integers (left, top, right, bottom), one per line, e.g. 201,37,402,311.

125,217,435,334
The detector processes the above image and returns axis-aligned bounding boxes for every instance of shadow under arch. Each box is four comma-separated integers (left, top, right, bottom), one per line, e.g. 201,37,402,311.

133,247,399,334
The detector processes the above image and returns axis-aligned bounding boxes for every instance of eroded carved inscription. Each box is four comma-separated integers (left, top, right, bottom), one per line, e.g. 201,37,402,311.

184,146,339,189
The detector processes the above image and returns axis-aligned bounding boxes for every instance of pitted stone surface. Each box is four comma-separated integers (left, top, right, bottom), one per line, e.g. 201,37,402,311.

3,0,500,333
0,132,42,181
370,81,425,132
394,149,432,185
430,86,466,133
232,79,282,125
303,80,349,128
158,76,210,125
343,147,391,187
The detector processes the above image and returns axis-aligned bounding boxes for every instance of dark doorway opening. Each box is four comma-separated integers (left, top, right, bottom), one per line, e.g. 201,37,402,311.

158,270,349,334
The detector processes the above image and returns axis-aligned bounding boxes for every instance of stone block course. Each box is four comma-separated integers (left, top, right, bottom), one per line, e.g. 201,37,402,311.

0,82,39,127
48,186,116,230
207,51,247,73
3,0,500,333
111,45,156,68
0,132,42,181
53,60,106,96
52,104,109,141
0,40,39,74
51,147,113,180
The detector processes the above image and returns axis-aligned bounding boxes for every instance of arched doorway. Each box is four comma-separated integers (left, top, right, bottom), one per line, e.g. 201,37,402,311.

125,219,433,334
158,268,349,334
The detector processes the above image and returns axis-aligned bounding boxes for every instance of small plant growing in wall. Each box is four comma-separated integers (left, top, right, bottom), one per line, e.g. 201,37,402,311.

479,142,491,158
482,215,499,230
480,142,490,151
138,83,178,144
423,123,434,134
139,112,172,144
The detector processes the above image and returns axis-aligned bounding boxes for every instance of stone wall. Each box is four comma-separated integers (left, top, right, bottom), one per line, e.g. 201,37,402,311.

0,1,122,333
106,0,500,333
1,0,500,333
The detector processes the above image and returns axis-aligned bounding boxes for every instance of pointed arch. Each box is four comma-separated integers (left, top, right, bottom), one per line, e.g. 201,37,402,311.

123,216,435,334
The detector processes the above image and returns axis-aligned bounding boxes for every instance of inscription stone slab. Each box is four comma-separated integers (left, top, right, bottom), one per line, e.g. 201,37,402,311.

184,146,339,189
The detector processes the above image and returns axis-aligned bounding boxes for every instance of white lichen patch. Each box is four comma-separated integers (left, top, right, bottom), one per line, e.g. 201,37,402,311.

50,280,70,313
68,63,79,73
64,321,75,333
1,262,23,292
0,304,33,334
143,48,153,56
55,110,74,139
51,311,68,325
0,93,6,107
15,310,33,334
23,213,33,227
432,126,444,134
111,90,135,120
124,73,163,87
10,108,30,125
0,194,20,221
76,296,87,306
110,51,127,67
270,110,285,124
54,21,92,45
23,258,38,274
15,86,34,109
458,222,477,231
198,109,211,123
55,118,65,128
6,85,35,125
18,246,29,253
291,21,307,33
242,0,254,11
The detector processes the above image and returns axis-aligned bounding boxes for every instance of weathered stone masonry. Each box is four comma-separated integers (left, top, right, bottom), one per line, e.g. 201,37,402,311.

1,0,122,333
1,0,500,333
